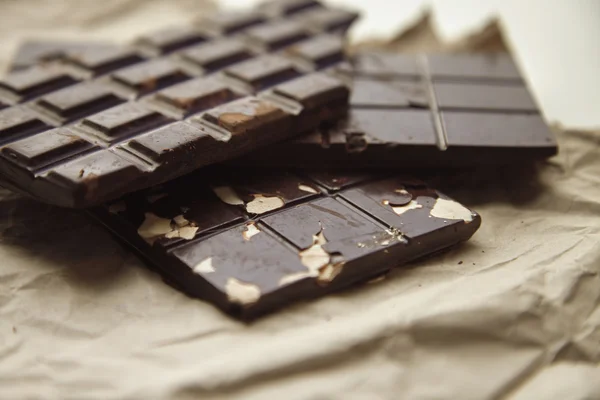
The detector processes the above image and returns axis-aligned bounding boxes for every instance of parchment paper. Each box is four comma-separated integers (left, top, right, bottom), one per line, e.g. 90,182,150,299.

0,1,599,399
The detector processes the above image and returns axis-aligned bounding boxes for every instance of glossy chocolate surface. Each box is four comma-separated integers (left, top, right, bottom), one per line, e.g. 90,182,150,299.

90,168,481,319
0,0,356,207
235,52,558,168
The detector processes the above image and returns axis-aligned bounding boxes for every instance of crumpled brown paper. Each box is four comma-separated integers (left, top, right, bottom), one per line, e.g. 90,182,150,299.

1,2,599,399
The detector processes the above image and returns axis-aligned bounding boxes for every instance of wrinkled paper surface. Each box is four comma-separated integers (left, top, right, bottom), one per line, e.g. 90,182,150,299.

1,1,599,399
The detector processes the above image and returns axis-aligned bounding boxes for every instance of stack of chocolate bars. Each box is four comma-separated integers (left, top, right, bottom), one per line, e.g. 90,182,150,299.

0,0,556,319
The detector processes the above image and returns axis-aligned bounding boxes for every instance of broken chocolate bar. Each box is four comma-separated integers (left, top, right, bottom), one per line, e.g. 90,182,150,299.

234,52,558,168
0,1,356,207
90,168,481,319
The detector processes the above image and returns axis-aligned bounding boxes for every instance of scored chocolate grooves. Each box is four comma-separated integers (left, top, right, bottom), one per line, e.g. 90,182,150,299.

0,0,359,207
233,51,558,168
90,168,482,319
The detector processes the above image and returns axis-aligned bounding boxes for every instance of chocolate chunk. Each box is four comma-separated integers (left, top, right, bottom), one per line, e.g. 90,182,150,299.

284,34,345,69
0,107,51,144
336,109,437,145
350,79,429,108
0,65,79,101
244,20,311,50
177,38,254,72
35,81,124,122
427,53,522,82
110,58,193,95
2,127,94,170
90,170,481,319
48,150,142,200
442,112,556,147
77,102,173,143
272,72,349,108
199,11,268,35
434,82,537,112
135,27,209,55
345,52,420,79
127,121,215,162
224,55,302,91
150,77,243,117
199,96,290,136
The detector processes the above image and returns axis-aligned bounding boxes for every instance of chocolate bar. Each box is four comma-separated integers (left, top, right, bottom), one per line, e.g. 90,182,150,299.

234,52,558,168
0,1,356,207
9,40,558,170
90,168,481,319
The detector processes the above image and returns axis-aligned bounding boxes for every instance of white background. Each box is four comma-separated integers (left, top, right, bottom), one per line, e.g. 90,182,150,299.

223,0,600,131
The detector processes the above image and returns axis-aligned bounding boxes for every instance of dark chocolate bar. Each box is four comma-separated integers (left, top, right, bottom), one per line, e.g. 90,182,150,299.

0,1,356,207
234,52,558,168
90,168,481,319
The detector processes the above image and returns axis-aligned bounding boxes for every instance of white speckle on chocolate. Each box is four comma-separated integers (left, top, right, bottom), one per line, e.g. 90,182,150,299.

297,230,344,285
193,257,215,274
173,214,190,227
242,222,261,240
245,194,284,214
166,225,198,240
225,277,261,305
430,198,474,222
279,271,312,286
213,186,244,206
299,239,330,271
390,200,422,215
178,226,198,239
318,262,344,283
137,213,173,243
298,184,318,194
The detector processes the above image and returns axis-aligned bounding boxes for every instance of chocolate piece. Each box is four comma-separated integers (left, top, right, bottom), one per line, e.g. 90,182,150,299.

427,53,522,83
90,169,481,319
109,58,193,96
284,34,345,69
148,77,244,118
198,11,268,35
234,52,558,168
134,27,209,55
177,38,254,73
0,65,80,101
0,106,50,144
0,3,357,207
77,102,173,143
33,81,125,123
1,128,94,170
243,20,311,50
342,52,420,79
433,82,537,112
63,45,146,76
223,55,302,91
